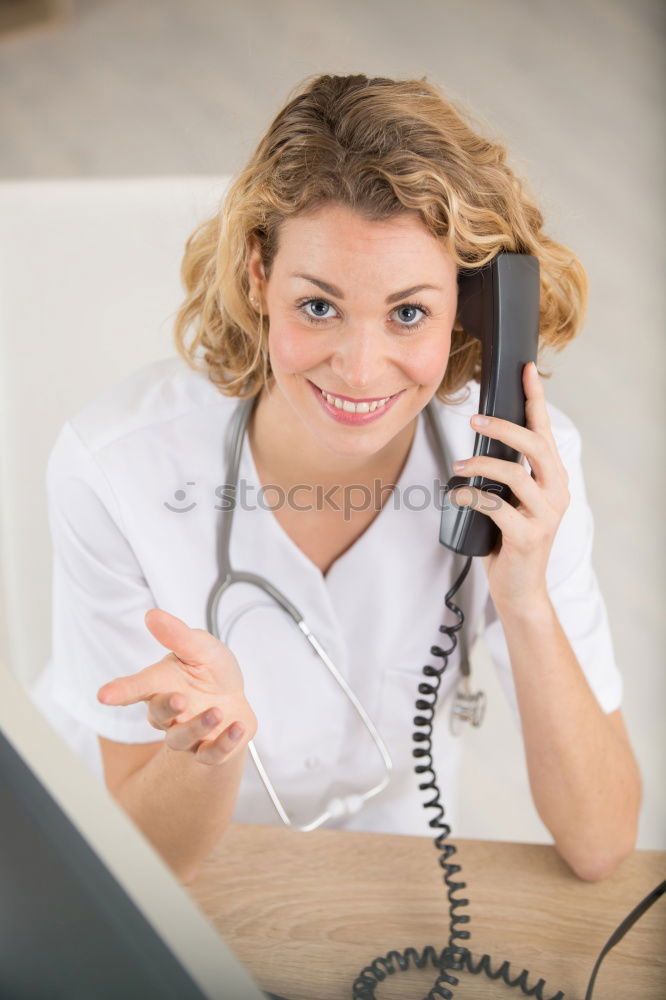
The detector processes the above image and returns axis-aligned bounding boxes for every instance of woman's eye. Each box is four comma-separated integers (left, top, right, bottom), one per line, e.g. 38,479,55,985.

393,304,427,327
301,299,337,322
298,298,428,328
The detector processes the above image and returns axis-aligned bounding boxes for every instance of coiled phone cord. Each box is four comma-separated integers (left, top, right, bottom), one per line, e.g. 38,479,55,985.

266,555,664,1000
352,554,565,999
351,555,569,999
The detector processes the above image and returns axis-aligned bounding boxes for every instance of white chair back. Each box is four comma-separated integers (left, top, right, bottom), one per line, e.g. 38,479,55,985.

0,176,229,684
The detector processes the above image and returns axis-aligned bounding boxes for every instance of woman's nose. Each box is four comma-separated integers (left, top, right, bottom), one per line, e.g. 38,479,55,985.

329,326,386,392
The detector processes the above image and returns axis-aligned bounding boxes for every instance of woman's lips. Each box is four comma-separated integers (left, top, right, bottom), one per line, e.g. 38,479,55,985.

307,379,404,426
312,385,393,404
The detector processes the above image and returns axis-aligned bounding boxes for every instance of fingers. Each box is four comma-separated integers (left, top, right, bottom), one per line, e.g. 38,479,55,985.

162,705,247,762
523,360,554,441
120,678,250,764
451,455,548,518
452,364,571,555
98,610,226,709
471,413,552,483
97,663,166,707
468,364,563,487
144,607,220,668
450,484,530,547
164,706,225,749
194,721,247,765
146,691,188,730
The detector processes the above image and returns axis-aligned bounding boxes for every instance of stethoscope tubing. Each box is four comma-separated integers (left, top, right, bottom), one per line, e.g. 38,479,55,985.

207,569,393,831
205,393,482,830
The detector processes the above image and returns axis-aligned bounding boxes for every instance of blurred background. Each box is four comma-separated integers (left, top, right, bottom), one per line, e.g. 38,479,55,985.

0,0,663,848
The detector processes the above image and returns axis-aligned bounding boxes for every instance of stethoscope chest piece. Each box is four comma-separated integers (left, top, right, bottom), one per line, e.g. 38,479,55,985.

449,677,486,736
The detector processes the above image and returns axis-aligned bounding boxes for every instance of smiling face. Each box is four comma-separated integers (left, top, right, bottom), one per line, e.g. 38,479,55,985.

247,202,458,464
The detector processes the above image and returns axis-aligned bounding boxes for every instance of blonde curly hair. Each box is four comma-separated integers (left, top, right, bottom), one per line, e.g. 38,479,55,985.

174,73,587,402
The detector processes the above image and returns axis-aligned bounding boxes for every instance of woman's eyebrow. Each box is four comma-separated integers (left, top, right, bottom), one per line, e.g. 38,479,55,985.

292,273,443,303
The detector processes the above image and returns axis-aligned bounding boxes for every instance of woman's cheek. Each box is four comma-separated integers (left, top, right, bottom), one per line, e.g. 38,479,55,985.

405,334,451,390
268,321,323,375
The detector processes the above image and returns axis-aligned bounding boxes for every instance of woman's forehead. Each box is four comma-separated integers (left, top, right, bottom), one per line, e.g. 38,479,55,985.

271,204,455,281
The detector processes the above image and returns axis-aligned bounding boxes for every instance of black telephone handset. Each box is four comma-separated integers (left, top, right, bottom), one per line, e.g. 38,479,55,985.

439,253,541,557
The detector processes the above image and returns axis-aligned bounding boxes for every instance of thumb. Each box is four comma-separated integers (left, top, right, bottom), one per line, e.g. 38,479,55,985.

144,607,219,668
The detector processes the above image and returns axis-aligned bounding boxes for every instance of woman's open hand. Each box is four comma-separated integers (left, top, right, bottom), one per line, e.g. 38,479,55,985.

97,609,257,765
450,361,570,613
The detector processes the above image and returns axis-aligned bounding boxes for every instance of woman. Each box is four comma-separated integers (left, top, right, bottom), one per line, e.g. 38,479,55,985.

39,74,640,885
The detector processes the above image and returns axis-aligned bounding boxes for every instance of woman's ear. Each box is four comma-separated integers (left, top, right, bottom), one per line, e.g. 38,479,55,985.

247,237,268,311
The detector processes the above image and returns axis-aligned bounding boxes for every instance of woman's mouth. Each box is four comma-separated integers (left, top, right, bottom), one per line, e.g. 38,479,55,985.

307,379,404,425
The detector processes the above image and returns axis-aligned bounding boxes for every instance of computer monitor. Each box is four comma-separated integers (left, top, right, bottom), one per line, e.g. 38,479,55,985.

0,664,283,1000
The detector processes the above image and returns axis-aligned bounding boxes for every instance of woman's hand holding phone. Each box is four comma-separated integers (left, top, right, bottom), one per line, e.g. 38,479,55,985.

451,361,571,614
97,609,257,766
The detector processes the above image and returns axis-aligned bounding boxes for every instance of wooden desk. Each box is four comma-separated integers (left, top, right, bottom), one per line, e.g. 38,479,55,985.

189,826,665,1000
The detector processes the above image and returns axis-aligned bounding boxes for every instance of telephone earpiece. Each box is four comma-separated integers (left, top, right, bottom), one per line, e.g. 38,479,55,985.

439,253,540,557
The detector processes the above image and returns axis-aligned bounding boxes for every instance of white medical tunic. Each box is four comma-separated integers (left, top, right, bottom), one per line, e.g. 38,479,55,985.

30,357,623,836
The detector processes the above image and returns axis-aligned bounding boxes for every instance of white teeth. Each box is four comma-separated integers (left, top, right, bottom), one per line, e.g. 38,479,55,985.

322,389,392,414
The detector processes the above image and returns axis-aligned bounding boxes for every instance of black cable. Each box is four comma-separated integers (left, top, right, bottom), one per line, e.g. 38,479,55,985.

350,557,665,1000
583,878,665,1000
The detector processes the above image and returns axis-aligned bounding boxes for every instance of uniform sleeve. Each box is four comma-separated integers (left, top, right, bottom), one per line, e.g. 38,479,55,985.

483,405,623,719
46,421,165,744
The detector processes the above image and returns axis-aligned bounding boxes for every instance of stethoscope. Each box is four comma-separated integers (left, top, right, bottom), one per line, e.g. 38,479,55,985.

205,395,485,831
